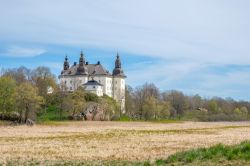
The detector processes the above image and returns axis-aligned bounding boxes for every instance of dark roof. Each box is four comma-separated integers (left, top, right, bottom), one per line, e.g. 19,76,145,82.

113,68,126,77
112,54,126,77
83,80,103,86
61,63,111,76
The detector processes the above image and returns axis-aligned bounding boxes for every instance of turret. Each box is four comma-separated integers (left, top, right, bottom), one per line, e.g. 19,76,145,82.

63,55,69,70
112,53,126,113
79,50,85,66
77,50,88,75
115,54,121,68
112,53,125,77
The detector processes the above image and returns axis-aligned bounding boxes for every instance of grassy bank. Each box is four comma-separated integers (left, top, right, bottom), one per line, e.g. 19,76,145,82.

155,140,250,165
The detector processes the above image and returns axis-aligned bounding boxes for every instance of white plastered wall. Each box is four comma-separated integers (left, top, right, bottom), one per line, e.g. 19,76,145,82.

60,76,88,91
91,76,113,97
113,77,126,113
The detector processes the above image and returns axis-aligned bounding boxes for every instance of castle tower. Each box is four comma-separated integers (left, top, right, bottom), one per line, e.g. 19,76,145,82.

112,53,126,113
77,50,88,75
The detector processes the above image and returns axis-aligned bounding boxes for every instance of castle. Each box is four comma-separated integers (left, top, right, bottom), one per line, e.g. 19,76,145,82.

59,51,126,112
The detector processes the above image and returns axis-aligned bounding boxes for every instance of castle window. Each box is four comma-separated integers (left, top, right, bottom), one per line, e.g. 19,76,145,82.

70,87,72,90
64,81,67,84
70,80,72,84
93,86,96,89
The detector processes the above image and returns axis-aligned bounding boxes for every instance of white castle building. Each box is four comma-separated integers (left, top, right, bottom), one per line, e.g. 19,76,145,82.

59,51,126,112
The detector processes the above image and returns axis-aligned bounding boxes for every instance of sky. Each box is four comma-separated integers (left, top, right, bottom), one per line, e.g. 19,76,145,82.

0,0,250,101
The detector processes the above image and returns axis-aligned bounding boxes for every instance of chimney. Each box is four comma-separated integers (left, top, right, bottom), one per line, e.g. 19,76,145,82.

86,61,89,65
97,61,100,65
74,62,77,66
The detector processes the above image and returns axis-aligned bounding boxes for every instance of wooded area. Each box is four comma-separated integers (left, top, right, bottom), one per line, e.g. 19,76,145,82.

125,83,250,121
0,66,249,123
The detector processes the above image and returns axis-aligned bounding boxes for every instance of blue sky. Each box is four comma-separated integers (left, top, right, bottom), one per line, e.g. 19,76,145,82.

0,0,250,100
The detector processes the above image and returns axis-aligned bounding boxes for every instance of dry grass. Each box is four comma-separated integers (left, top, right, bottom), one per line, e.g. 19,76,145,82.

0,121,250,164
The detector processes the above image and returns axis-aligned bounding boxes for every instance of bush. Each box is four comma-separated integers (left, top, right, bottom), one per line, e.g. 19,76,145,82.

0,112,20,121
84,93,99,102
110,115,120,121
198,113,248,121
37,105,68,121
118,115,131,121
182,110,249,122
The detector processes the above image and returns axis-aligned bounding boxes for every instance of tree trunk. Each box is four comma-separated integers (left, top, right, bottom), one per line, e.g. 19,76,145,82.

24,104,29,123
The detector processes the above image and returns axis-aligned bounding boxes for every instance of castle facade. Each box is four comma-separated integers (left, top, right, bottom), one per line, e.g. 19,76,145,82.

59,51,126,112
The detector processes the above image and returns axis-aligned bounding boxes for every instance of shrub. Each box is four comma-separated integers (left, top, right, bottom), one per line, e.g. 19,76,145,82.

119,115,131,121
84,93,99,102
37,105,68,121
0,112,20,121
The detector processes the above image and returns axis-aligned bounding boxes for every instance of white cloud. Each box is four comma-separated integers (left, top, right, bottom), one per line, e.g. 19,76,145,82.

0,0,250,64
0,46,46,57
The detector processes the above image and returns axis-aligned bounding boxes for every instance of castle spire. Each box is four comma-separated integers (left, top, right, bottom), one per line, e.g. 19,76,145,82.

77,50,88,75
79,50,85,67
113,52,125,76
115,53,121,68
63,55,69,70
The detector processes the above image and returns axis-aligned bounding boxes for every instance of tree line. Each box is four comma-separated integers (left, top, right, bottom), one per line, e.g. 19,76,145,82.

125,83,250,121
0,66,250,123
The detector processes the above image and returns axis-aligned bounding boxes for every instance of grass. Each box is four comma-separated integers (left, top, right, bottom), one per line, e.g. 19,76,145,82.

155,141,250,165
0,120,5,125
116,125,250,135
36,120,75,126
117,115,184,123
0,120,11,126
37,106,68,122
